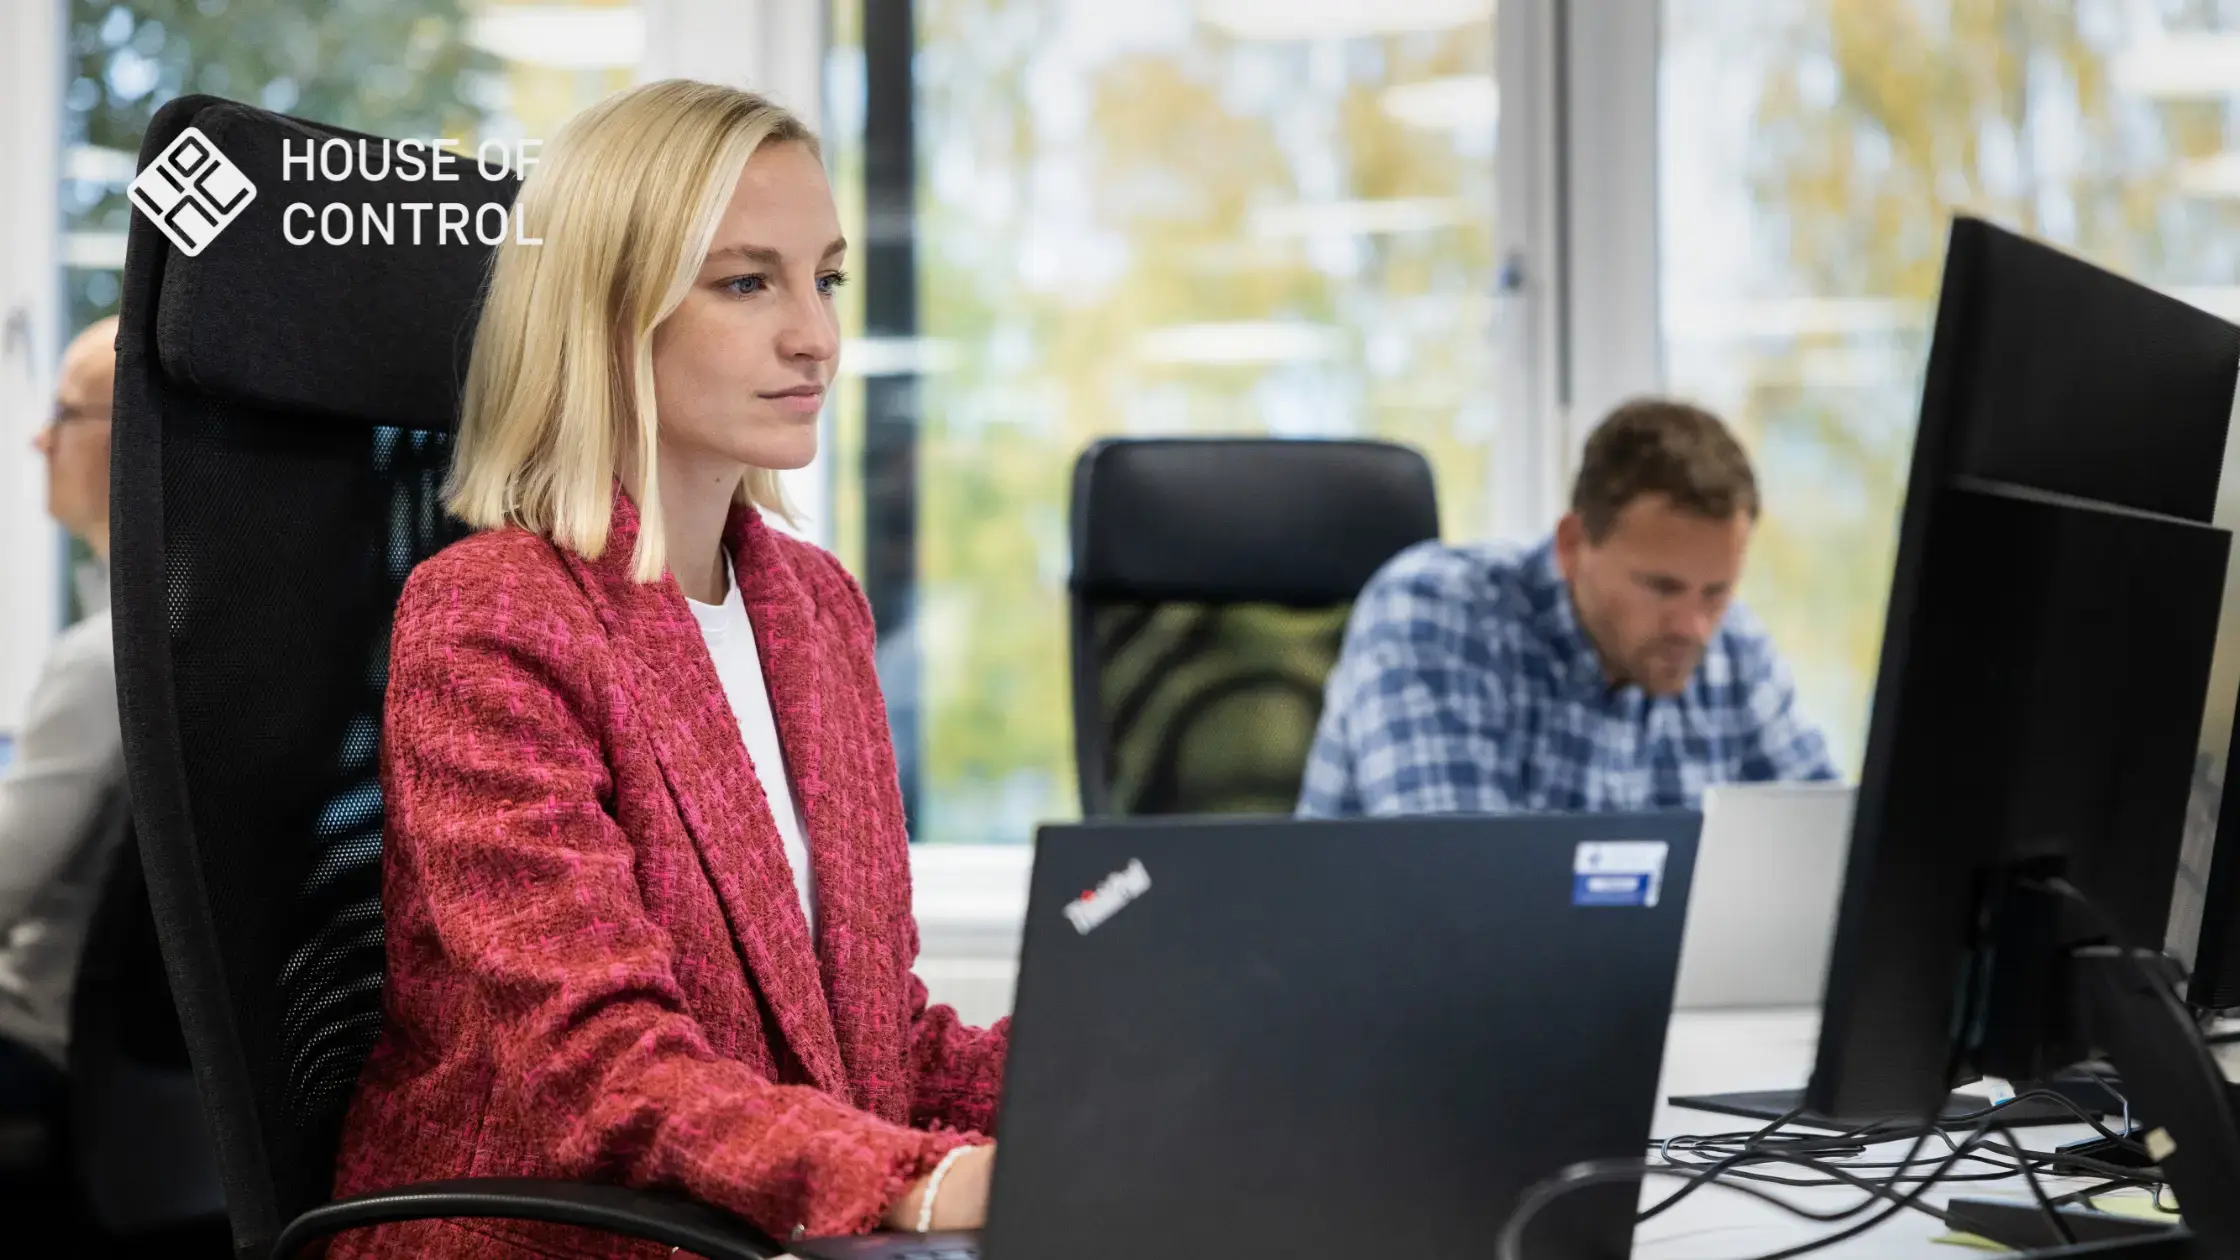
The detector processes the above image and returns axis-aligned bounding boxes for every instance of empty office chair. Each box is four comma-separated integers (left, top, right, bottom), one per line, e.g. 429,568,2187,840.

111,96,781,1260
1068,437,1440,816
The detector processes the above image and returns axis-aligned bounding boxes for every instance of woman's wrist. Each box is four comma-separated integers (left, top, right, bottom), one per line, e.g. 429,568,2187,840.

913,1144,974,1232
885,1142,985,1233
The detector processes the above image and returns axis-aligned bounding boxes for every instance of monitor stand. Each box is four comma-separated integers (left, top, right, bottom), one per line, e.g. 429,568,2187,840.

1943,947,2240,1257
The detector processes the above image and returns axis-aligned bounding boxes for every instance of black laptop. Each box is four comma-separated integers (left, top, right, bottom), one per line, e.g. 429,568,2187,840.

795,811,1700,1260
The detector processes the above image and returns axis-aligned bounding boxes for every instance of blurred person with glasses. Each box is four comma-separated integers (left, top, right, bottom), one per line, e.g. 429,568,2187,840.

0,316,127,1114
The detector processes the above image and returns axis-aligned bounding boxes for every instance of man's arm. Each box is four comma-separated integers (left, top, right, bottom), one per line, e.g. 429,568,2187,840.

1298,550,1517,817
0,616,122,931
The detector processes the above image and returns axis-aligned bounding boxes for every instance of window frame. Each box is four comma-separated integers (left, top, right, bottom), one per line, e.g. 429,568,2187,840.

1,0,66,739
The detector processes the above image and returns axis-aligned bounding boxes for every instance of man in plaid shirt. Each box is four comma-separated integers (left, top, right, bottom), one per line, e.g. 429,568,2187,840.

1299,398,1839,817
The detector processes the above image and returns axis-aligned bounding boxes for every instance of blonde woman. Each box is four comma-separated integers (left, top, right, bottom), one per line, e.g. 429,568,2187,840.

329,81,1002,1260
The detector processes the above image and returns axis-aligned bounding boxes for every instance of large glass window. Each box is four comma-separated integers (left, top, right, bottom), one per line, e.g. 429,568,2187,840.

1661,0,2240,774
55,0,642,620
829,0,1505,845
63,0,642,335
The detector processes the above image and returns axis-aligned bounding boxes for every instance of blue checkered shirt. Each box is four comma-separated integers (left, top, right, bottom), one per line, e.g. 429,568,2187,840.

1297,538,1840,817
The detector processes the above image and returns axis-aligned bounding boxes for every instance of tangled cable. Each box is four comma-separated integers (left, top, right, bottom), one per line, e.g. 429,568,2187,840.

1495,1088,2169,1260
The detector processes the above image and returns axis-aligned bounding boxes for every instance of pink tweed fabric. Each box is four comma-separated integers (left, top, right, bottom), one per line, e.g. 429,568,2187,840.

328,489,1008,1260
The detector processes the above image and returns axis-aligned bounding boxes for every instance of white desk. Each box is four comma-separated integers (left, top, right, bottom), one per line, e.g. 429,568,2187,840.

1638,1008,2167,1258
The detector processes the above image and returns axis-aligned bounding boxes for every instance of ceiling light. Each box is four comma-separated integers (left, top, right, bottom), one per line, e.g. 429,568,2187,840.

63,232,129,270
842,337,960,377
1199,0,1496,41
468,5,645,70
2177,152,2240,198
1135,321,1347,366
65,145,139,185
1382,74,1499,132
2165,286,2240,322
1252,196,1476,238
2111,33,2240,99
1661,297,1922,343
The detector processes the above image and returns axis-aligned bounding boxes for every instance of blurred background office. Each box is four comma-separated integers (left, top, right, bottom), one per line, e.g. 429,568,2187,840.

10,0,2240,1005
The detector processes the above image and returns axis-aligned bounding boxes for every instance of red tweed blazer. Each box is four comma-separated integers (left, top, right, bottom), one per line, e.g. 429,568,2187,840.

329,491,1007,1260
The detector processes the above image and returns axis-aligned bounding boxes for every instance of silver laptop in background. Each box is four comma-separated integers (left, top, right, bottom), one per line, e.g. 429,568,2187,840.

1672,781,1856,1010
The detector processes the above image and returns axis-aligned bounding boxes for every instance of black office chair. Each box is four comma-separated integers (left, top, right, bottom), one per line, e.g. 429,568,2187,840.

110,95,783,1260
1067,437,1441,816
68,811,228,1251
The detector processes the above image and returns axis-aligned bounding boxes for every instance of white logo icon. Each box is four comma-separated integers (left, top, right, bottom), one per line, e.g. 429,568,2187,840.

129,126,257,257
1063,858,1152,935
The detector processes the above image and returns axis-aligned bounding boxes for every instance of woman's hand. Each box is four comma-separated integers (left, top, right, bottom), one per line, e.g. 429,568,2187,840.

882,1143,997,1232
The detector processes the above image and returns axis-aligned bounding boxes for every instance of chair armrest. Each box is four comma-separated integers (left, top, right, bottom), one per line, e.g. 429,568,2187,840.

272,1177,789,1260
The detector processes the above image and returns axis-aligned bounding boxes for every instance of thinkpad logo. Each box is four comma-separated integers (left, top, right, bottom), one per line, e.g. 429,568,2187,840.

1064,859,1152,935
129,126,257,257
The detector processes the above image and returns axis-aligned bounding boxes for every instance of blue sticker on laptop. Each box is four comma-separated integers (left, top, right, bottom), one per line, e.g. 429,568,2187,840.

1572,840,1669,908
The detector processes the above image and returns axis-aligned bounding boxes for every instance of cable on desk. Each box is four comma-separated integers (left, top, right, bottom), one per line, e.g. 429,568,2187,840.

1548,882,2184,1260
1558,1088,2164,1260
1500,1123,2009,1260
1643,1085,2152,1218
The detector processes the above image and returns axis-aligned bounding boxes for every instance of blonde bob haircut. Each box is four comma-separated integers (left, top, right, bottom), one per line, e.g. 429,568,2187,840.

448,79,819,582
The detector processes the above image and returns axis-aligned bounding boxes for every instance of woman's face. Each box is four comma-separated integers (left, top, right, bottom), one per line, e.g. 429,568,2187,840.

651,139,844,479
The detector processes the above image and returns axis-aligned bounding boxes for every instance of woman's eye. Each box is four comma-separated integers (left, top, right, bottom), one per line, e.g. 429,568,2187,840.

818,270,850,296
724,275,766,296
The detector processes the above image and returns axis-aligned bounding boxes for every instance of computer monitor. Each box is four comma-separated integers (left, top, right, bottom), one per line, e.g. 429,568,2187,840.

2182,710,2240,1010
1805,216,2240,1251
2185,754,2240,1010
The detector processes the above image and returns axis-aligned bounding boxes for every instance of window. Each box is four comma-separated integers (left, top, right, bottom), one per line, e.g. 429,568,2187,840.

827,0,1507,845
53,0,642,623
62,0,643,337
1661,0,2240,774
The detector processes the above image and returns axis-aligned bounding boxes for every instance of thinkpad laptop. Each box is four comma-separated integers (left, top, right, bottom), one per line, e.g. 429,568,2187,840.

794,811,1700,1260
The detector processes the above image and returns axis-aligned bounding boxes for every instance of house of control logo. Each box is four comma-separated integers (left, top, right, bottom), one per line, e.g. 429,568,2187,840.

1063,858,1152,936
129,129,542,255
128,126,255,257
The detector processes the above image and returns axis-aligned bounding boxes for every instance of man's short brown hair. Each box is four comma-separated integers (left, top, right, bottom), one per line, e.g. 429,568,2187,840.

1570,398,1758,541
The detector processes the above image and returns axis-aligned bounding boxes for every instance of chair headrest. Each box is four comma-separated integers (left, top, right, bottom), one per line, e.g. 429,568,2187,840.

137,97,518,432
1070,437,1441,606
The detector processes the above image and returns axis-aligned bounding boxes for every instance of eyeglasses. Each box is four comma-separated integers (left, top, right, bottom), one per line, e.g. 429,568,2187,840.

48,403,111,428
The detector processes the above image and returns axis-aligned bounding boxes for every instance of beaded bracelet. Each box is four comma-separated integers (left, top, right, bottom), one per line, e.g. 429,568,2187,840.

915,1145,977,1234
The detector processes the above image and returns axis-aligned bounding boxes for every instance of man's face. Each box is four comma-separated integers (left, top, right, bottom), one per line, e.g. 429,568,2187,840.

1554,493,1753,696
32,321,117,547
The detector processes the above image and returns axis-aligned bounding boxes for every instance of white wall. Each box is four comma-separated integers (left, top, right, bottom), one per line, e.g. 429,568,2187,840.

0,0,66,735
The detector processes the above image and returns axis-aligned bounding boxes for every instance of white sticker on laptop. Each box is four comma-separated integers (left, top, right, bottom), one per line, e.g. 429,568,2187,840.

1064,858,1152,935
1573,840,1669,908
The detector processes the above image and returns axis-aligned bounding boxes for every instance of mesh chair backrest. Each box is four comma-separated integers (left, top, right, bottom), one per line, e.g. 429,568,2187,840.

1068,439,1440,816
111,96,506,1256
